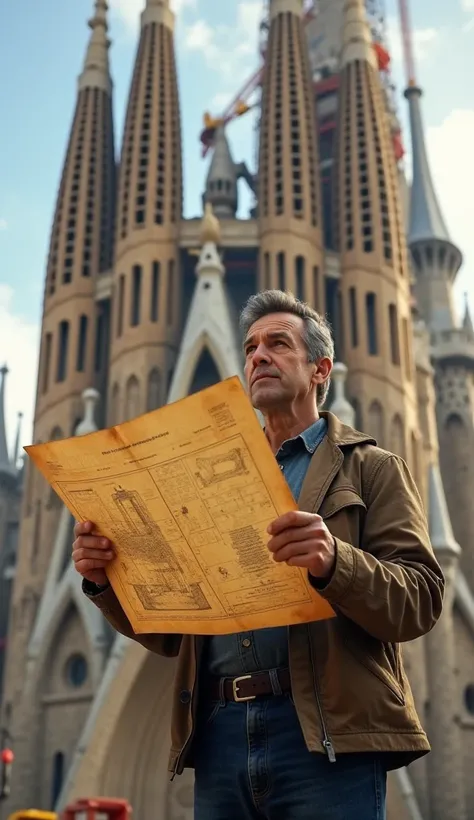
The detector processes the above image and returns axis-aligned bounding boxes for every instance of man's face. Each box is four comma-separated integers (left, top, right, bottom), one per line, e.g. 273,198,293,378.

243,312,318,411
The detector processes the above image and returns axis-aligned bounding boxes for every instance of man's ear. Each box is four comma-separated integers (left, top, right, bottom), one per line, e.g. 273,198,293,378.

311,357,333,388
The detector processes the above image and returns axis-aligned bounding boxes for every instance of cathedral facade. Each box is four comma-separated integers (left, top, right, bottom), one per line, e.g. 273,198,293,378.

0,0,474,818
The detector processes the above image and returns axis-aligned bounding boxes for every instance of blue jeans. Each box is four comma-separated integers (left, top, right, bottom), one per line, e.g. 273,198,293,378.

193,693,387,819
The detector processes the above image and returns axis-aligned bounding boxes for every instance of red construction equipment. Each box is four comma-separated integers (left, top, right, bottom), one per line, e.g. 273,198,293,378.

199,0,406,164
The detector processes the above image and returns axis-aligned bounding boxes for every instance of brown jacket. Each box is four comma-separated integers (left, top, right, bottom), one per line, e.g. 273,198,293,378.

85,412,444,774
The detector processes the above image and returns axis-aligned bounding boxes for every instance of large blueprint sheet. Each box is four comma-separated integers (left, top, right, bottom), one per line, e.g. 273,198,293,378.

26,377,335,634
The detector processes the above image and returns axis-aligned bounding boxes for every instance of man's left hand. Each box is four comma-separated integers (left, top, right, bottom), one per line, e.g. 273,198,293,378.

267,511,336,579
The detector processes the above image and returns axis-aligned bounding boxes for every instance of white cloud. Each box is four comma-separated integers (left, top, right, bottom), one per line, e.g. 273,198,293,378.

386,17,439,72
461,0,474,10
109,0,196,35
426,108,474,314
0,219,7,231
184,0,263,83
0,285,40,458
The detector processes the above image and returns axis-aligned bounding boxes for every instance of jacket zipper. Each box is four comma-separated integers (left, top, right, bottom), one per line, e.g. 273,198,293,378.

306,625,336,763
171,636,201,780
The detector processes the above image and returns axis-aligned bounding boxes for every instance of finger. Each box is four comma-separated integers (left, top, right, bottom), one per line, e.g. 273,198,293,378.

267,511,321,536
72,548,114,563
287,554,324,569
268,526,317,553
74,558,112,575
73,535,112,551
73,520,95,538
272,540,316,563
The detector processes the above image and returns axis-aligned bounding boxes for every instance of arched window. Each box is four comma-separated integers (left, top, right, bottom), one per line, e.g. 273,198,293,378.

295,256,305,300
151,261,160,322
110,382,120,427
277,252,285,291
76,314,88,372
365,292,378,355
263,252,270,290
41,332,52,394
349,287,358,348
147,369,162,411
388,304,400,365
130,265,142,327
51,751,65,808
368,400,384,446
390,413,405,458
56,320,70,382
124,375,140,421
116,274,125,337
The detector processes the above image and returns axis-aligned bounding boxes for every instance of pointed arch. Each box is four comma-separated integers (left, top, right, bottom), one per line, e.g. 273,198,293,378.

124,375,140,421
390,413,405,458
168,332,239,402
367,400,384,447
56,642,193,817
28,565,106,692
189,347,221,395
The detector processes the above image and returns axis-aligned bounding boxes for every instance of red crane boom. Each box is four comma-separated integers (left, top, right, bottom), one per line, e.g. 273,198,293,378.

398,0,417,87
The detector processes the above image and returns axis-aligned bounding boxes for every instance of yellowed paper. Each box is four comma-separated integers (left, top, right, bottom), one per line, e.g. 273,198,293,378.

25,377,335,635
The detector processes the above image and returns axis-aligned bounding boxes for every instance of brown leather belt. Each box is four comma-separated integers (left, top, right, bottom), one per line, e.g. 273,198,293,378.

208,668,292,703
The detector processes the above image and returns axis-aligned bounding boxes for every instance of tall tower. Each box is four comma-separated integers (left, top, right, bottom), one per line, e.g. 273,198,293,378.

0,1,116,808
203,127,239,219
109,0,183,425
405,59,474,589
257,0,324,311
405,84,462,331
335,0,418,468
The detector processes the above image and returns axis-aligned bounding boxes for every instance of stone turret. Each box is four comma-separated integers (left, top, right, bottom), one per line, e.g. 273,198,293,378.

203,127,238,218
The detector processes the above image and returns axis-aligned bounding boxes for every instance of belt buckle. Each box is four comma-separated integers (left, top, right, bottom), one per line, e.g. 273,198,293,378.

232,674,256,702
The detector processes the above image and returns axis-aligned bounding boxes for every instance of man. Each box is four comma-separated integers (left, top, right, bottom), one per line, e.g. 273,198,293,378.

73,290,444,820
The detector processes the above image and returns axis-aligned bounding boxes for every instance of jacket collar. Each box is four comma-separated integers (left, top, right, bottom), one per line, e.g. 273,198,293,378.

298,412,375,514
319,411,376,449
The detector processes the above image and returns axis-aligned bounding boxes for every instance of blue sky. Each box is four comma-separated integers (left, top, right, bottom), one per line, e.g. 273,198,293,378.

0,0,473,451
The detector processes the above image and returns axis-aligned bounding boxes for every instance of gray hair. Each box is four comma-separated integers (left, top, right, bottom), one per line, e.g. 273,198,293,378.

239,289,334,407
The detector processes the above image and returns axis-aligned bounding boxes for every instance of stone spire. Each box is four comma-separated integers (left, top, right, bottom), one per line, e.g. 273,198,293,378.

463,292,473,335
111,0,182,422
257,0,323,299
427,462,461,559
335,0,418,465
405,71,462,330
0,365,11,473
79,0,112,93
168,205,243,403
329,363,355,427
204,127,238,218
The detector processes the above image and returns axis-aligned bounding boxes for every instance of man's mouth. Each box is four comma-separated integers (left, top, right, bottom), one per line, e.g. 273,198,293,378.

252,373,278,385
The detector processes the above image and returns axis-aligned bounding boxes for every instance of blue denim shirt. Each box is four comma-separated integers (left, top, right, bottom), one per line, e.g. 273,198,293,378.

206,417,328,676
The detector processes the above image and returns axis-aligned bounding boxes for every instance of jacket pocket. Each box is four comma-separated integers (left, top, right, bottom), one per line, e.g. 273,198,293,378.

319,488,367,519
344,639,405,706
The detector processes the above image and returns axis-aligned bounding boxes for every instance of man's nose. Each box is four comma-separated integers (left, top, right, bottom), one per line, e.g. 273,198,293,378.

252,344,271,365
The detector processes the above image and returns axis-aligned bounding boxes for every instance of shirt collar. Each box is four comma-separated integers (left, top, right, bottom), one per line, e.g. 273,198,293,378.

277,417,328,457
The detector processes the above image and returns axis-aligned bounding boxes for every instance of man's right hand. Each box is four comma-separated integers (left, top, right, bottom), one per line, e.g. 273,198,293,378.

72,520,115,586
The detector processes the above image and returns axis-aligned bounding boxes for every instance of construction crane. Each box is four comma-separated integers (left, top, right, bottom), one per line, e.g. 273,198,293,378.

398,0,416,87
199,1,317,157
199,0,405,162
